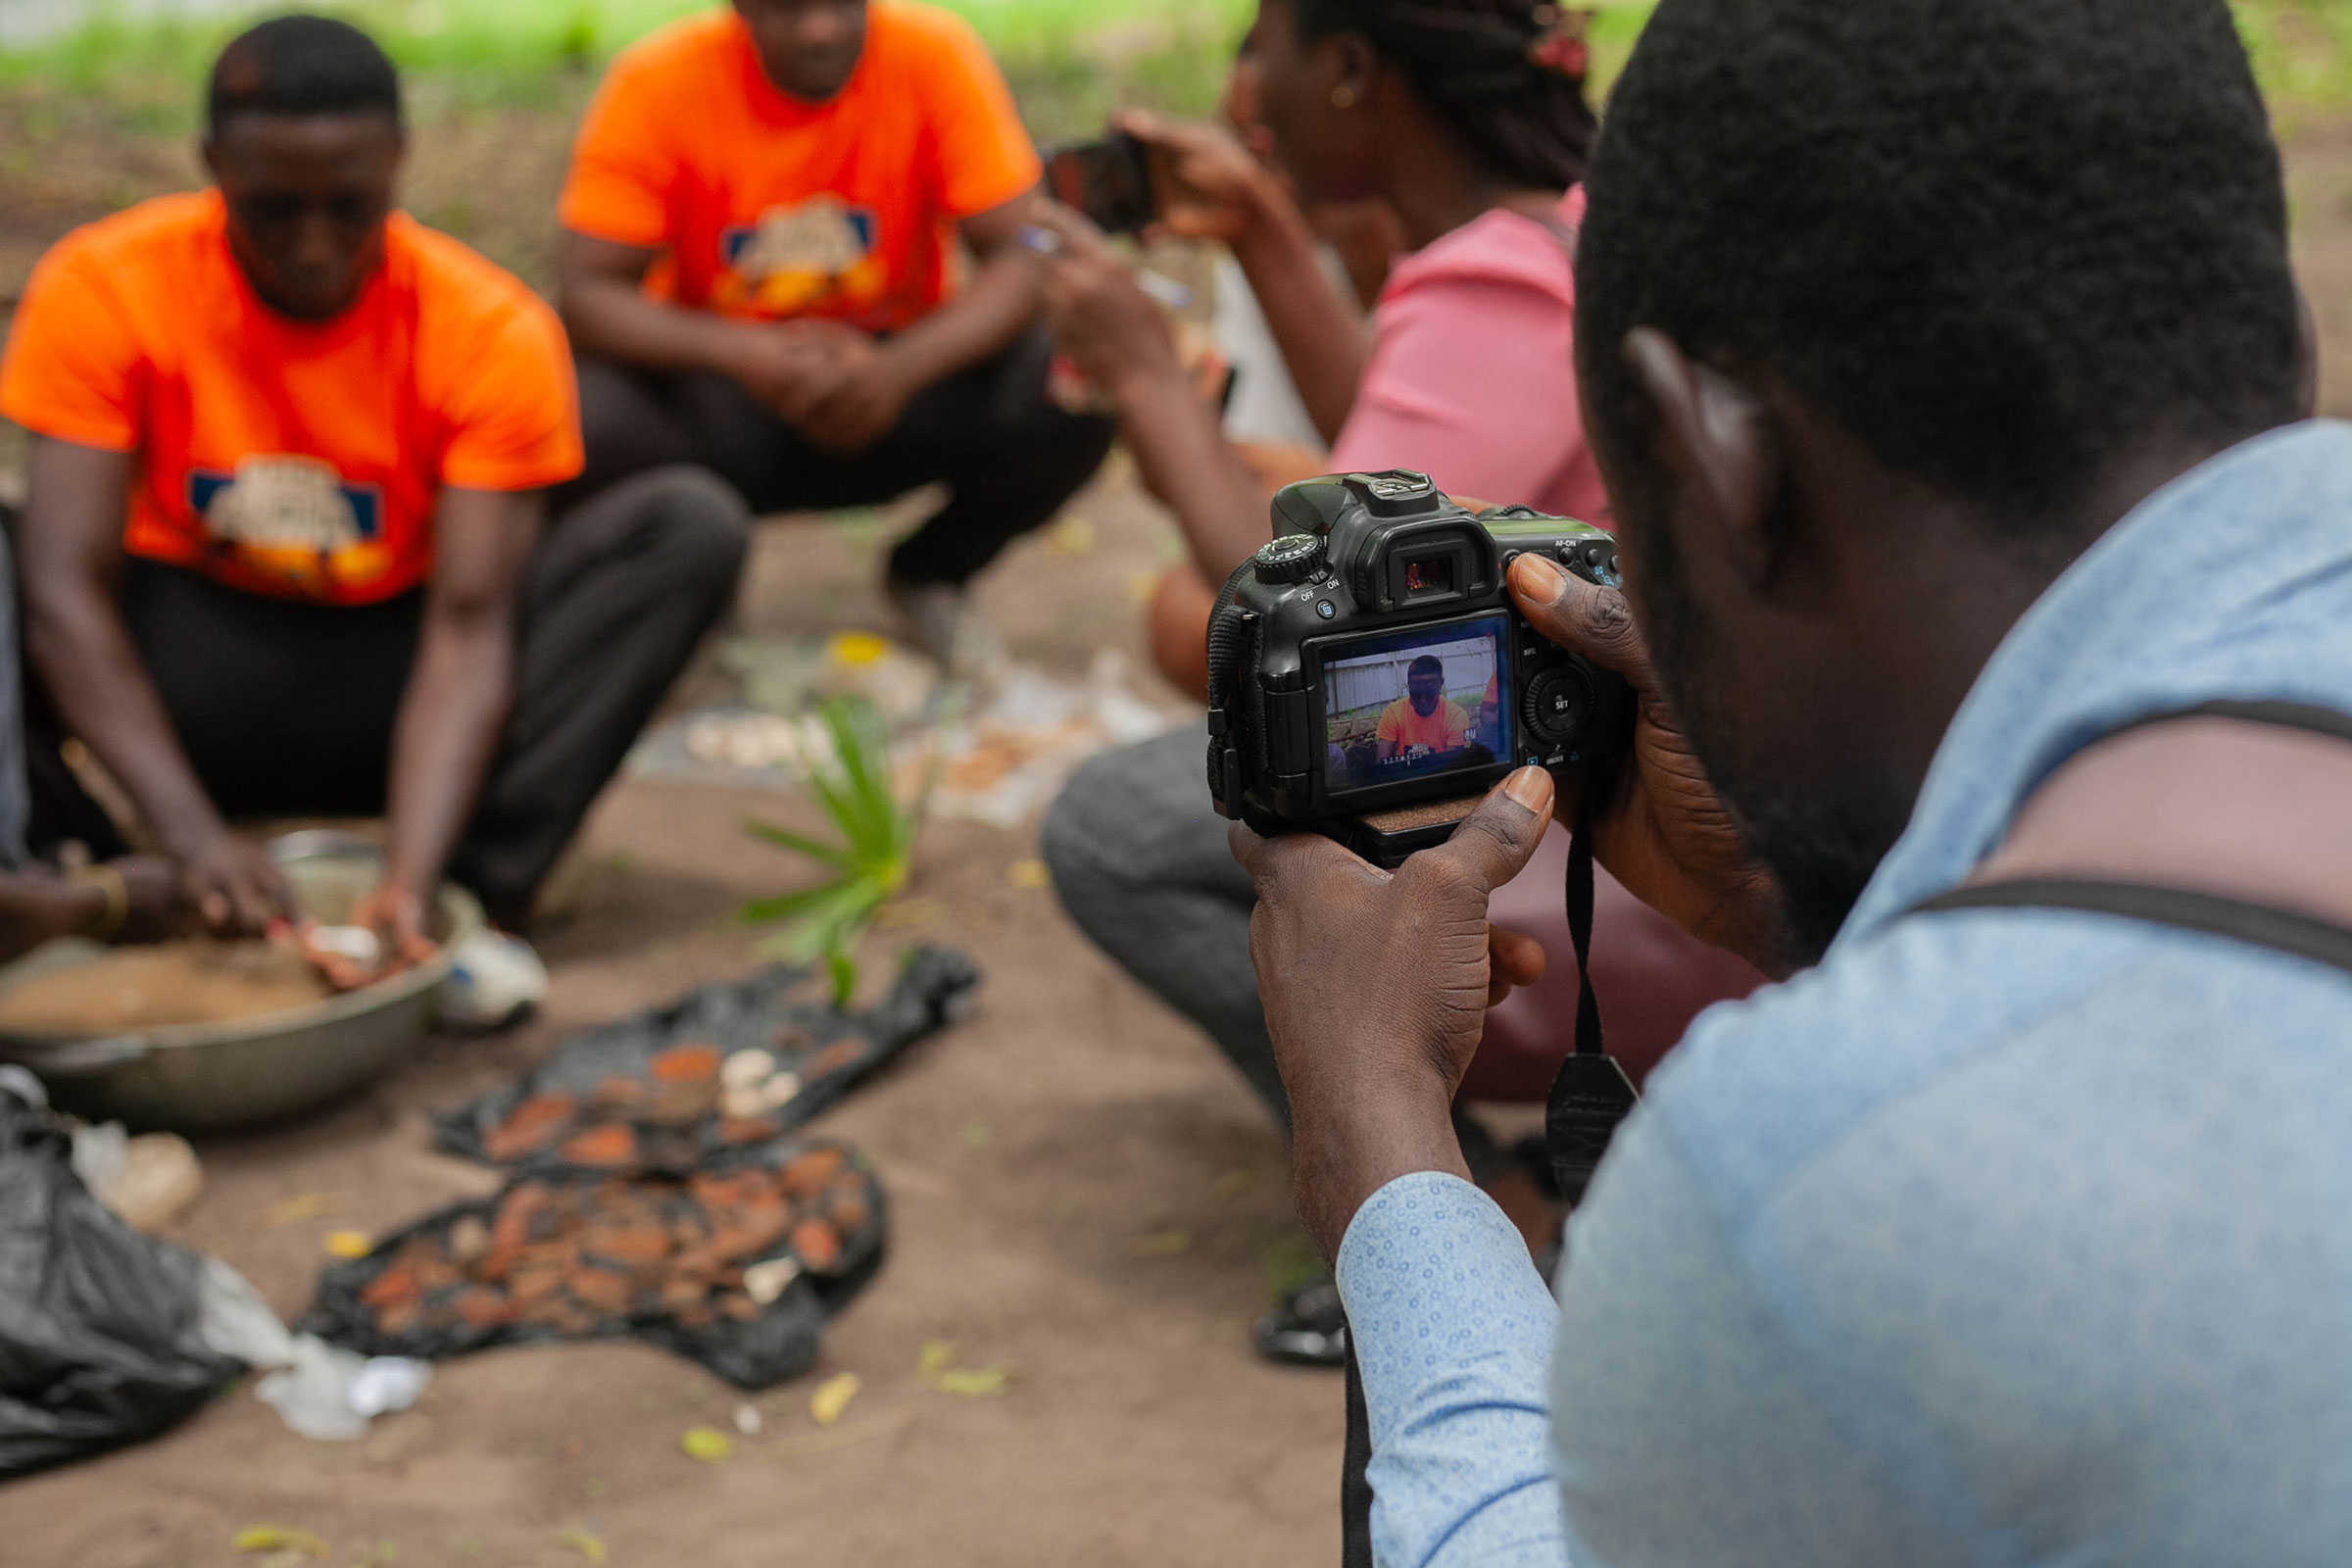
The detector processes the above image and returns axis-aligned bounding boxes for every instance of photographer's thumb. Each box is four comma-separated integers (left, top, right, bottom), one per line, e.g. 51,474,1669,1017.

1423,767,1556,898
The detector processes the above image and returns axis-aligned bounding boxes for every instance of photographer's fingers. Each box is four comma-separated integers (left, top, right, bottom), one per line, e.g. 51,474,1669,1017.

1508,552,1658,692
1487,924,1547,1005
1408,768,1556,905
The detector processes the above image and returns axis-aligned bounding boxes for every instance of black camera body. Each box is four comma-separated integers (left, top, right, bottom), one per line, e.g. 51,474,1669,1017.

1206,471,1633,867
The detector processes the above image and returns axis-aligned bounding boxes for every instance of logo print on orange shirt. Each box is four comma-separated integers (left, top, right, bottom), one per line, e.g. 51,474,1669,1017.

716,196,886,317
187,456,395,597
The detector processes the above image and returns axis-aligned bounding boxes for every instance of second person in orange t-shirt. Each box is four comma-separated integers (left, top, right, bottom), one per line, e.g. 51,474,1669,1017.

554,0,1115,679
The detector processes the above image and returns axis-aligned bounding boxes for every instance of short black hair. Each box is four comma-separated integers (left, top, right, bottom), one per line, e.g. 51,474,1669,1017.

1296,0,1597,189
1578,0,2302,537
1408,655,1446,679
208,14,402,137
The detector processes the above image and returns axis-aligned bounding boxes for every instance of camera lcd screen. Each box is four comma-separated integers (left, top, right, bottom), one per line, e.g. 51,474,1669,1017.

1318,615,1510,797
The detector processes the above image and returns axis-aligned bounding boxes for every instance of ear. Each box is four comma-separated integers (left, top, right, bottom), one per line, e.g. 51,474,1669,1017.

200,134,222,186
1622,327,1784,591
1328,29,1377,105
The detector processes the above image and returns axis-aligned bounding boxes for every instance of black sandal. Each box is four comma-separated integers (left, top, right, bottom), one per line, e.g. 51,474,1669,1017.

1253,1274,1348,1368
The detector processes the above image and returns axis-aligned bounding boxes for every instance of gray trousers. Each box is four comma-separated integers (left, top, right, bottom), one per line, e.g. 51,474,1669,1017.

1043,726,1767,1131
1042,726,1291,1124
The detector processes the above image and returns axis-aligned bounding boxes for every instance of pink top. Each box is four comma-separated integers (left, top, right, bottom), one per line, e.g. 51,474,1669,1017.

1327,187,1609,524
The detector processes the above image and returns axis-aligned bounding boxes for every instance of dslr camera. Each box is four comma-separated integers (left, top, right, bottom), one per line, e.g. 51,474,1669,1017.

1206,471,1633,867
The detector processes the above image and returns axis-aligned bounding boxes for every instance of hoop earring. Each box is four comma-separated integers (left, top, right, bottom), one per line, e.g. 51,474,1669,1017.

1331,85,1356,109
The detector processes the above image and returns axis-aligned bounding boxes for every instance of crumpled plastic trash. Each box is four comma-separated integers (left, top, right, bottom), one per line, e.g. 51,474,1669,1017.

195,1258,429,1442
0,1072,239,1477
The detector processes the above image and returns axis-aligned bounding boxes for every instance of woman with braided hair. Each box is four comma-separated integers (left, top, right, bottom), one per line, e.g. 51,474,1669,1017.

1038,0,1761,1368
1042,0,1609,595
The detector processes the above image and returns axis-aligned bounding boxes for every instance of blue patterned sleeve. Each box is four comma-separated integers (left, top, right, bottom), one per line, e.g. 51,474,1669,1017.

1336,1172,1570,1568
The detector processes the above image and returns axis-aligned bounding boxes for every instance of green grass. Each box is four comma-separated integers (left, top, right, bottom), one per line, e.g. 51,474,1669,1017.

0,0,1252,131
2240,0,2352,127
9,0,2347,137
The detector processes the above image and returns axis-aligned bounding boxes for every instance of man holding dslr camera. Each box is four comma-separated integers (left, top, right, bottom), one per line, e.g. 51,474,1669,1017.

1240,0,2352,1562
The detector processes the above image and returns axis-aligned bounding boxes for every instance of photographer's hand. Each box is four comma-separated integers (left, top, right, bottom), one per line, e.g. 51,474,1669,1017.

1508,553,1796,978
1232,773,1554,1260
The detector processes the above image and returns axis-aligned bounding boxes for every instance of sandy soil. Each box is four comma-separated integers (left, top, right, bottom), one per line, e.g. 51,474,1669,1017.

8,95,2352,1568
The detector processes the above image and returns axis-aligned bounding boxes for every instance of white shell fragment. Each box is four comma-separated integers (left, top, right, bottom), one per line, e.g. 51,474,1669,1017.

722,1049,777,1089
743,1255,804,1305
760,1072,806,1110
720,1086,767,1121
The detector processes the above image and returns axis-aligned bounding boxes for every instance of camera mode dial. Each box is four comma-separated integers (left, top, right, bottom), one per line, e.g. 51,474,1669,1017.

1524,664,1598,747
1252,533,1326,586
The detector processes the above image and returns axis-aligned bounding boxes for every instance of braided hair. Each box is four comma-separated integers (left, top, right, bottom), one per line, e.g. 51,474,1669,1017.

1294,0,1596,189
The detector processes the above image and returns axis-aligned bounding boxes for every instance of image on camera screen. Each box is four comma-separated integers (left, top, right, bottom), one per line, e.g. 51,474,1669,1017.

1319,615,1511,796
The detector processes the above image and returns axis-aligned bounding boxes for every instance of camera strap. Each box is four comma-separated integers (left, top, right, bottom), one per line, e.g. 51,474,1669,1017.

1544,791,1640,1204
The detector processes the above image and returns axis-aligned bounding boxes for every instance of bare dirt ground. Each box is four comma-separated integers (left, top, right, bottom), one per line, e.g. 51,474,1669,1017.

5,463,1340,1568
8,95,2352,1568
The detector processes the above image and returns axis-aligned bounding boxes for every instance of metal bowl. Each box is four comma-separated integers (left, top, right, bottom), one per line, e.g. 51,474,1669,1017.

0,831,481,1131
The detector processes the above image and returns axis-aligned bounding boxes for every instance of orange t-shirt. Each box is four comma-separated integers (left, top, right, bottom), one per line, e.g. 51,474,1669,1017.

559,3,1041,332
1377,696,1475,757
0,191,581,606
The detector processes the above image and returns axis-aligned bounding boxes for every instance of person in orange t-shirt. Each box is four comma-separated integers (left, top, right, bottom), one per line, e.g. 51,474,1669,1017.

555,0,1113,679
0,18,750,998
1374,656,1476,762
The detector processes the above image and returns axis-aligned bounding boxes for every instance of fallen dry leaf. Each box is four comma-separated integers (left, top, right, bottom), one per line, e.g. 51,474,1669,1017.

551,1528,608,1563
321,1230,372,1259
1004,858,1051,891
680,1425,735,1463
933,1367,1011,1397
917,1340,1012,1397
809,1371,861,1427
232,1525,328,1558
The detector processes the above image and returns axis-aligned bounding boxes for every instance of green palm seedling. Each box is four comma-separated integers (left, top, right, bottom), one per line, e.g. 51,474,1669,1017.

740,697,931,1007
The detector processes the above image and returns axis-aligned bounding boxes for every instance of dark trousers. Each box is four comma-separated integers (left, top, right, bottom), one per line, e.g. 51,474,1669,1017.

29,466,749,928
564,326,1114,588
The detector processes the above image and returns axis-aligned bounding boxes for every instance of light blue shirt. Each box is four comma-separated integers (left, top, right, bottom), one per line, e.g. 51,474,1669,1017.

1337,420,2352,1567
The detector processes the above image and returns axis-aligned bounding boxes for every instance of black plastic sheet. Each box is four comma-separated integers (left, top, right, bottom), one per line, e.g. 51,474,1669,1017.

315,948,978,1390
430,948,979,1174
306,1137,885,1391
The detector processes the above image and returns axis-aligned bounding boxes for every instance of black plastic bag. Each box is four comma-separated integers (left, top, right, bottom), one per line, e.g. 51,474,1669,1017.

430,947,979,1175
0,1082,240,1479
304,1136,885,1390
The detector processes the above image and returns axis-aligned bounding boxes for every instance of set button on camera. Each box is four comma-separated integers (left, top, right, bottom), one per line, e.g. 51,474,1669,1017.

1524,665,1599,746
